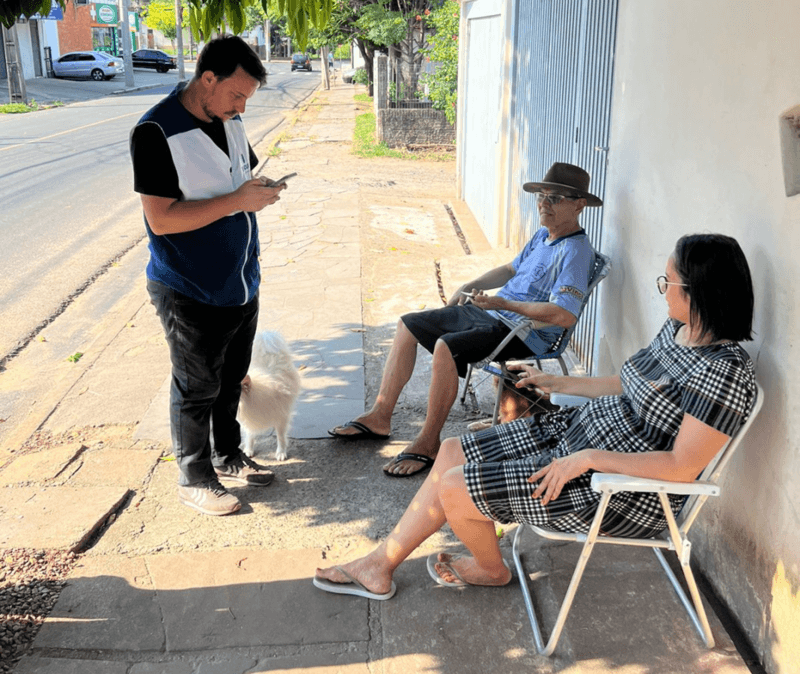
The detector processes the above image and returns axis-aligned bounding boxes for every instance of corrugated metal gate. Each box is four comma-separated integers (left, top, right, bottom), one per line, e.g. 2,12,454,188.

507,0,618,372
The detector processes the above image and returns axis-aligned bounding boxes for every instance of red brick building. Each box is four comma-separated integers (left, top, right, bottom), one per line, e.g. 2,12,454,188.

58,0,92,54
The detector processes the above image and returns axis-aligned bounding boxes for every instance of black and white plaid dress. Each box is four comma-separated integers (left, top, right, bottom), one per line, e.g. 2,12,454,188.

461,319,756,538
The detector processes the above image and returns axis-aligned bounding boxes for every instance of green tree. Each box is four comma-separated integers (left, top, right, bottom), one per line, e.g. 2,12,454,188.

420,0,458,125
1,0,63,29
1,0,328,49
142,0,182,44
182,0,333,48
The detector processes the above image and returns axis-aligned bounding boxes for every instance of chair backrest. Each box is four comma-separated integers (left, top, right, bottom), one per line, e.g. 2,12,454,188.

678,381,764,532
540,250,612,358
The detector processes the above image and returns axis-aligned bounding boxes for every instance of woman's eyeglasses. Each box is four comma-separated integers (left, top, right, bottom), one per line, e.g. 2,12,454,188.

656,275,688,294
533,192,578,206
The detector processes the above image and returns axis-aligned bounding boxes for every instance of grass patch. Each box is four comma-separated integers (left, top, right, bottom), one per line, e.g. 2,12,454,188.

352,103,455,162
0,99,63,114
353,112,409,159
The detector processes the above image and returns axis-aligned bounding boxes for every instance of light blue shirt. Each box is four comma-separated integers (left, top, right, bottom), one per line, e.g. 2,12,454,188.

488,227,594,351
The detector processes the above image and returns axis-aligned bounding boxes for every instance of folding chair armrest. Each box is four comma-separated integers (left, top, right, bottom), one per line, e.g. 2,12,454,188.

590,472,720,497
484,320,534,362
550,393,591,407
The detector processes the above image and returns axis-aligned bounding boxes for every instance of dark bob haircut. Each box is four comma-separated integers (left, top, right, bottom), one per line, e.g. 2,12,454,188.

196,35,267,87
672,233,754,342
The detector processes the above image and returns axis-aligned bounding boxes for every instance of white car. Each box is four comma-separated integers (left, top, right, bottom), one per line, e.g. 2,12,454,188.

52,51,125,81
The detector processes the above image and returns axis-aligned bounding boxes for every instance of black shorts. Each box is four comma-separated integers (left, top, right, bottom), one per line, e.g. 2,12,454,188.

401,304,535,378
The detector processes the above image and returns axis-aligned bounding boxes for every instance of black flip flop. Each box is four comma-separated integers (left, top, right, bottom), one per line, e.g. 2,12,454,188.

383,452,435,478
328,420,390,441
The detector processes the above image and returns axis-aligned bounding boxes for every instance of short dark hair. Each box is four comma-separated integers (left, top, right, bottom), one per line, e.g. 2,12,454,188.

673,233,754,342
196,35,266,86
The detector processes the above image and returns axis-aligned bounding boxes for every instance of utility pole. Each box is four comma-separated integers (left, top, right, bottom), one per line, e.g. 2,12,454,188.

2,24,28,104
119,0,134,87
320,45,330,90
264,17,270,62
175,0,186,80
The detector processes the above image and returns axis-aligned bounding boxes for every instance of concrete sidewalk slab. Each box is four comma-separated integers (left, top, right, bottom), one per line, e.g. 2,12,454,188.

35,549,368,652
0,485,131,550
0,442,84,486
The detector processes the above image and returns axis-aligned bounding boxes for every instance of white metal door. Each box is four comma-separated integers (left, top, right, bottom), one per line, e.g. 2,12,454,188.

461,2,503,239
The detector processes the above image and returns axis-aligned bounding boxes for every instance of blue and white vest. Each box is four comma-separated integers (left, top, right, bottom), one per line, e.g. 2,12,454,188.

135,83,259,306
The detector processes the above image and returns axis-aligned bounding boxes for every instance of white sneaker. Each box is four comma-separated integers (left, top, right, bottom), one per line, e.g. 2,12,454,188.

178,479,241,516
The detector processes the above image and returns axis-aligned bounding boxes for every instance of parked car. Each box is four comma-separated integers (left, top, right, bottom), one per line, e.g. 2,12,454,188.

52,51,125,80
291,53,312,72
131,49,177,73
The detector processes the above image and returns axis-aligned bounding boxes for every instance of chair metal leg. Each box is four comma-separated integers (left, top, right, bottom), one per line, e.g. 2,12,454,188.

460,363,474,405
655,493,715,647
491,367,504,426
513,492,613,656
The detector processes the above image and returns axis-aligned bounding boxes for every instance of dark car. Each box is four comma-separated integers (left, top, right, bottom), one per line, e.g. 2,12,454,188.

131,49,176,73
291,53,312,72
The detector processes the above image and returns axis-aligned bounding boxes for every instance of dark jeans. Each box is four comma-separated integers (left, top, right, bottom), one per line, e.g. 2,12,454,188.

147,279,259,486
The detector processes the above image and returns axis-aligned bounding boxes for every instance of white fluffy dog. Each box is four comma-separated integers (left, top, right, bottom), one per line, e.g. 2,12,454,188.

238,331,301,461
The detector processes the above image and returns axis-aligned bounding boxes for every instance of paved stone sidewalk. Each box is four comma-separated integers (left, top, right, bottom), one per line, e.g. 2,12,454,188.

3,80,756,674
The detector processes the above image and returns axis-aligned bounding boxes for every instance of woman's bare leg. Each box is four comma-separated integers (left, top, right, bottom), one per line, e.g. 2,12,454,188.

433,466,512,586
316,437,467,593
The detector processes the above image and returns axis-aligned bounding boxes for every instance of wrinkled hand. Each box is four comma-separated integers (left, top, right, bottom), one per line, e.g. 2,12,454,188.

235,179,285,212
529,450,593,504
450,286,478,306
469,291,505,311
507,363,557,396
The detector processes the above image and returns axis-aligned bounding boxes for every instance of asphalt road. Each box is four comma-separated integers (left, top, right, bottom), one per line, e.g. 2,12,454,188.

0,62,320,366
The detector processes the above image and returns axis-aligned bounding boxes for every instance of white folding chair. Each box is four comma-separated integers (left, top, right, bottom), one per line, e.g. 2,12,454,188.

459,251,611,425
512,382,764,656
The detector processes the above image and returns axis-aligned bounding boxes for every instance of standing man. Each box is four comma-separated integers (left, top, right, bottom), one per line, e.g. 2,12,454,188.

329,163,602,478
130,35,284,516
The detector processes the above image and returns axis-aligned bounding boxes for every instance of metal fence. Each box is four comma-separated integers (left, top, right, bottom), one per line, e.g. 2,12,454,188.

385,53,436,109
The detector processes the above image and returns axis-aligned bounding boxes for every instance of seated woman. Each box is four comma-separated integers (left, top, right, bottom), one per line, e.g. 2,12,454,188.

314,233,757,599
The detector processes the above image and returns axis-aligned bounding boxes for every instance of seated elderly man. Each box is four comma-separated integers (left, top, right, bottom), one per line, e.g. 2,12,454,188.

329,162,603,477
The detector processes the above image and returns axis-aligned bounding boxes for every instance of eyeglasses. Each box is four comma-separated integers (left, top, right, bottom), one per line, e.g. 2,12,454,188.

533,192,578,206
656,275,688,294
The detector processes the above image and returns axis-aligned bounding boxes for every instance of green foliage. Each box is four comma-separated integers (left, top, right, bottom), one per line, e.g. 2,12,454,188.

243,4,267,32
0,103,37,114
0,0,63,29
182,0,332,50
420,0,459,125
0,99,62,114
353,111,406,158
355,2,406,47
143,0,183,41
333,43,350,59
352,68,369,85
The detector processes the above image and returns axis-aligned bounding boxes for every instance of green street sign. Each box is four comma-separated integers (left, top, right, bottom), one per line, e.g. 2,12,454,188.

95,2,118,26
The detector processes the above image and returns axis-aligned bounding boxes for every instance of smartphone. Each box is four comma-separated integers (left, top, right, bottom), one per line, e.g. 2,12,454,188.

264,172,297,187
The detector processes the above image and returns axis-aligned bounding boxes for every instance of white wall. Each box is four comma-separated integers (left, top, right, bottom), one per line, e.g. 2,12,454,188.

600,2,800,670
17,22,35,79
43,18,60,61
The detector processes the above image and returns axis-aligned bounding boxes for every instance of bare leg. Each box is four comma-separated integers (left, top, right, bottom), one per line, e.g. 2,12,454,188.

316,437,510,591
316,437,467,593
383,339,459,475
331,319,418,437
433,463,511,586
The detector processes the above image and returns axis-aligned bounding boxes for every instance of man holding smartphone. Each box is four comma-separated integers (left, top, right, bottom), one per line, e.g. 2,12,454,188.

130,35,287,516
329,163,602,479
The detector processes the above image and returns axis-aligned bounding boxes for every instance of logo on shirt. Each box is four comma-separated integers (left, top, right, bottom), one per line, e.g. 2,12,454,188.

559,285,585,301
531,263,547,282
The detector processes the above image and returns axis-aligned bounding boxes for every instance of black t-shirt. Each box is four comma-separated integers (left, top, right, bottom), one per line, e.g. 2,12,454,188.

131,114,259,200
